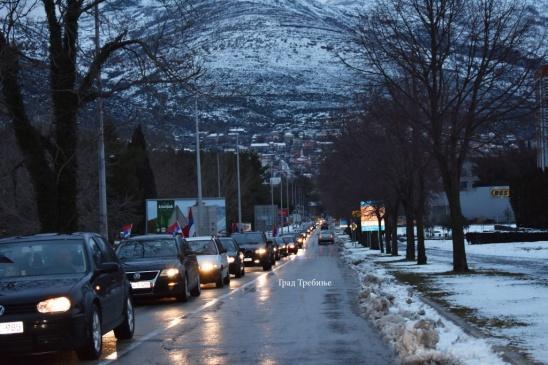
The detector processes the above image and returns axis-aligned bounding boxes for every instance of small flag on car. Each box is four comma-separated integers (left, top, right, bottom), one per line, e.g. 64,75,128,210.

120,224,133,238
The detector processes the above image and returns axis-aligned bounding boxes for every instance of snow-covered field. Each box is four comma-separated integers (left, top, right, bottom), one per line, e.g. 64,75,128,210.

339,235,508,365
341,229,548,364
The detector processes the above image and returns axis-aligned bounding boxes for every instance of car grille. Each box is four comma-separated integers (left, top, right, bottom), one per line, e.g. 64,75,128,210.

243,250,254,258
3,303,37,315
126,270,159,282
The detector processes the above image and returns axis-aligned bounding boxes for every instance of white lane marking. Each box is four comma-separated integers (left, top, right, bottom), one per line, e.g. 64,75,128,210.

98,257,294,364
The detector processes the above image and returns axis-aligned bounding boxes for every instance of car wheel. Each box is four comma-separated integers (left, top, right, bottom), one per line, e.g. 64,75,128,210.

114,296,135,340
215,272,224,288
223,270,231,285
262,259,272,271
190,273,201,297
176,274,190,302
241,264,245,277
235,262,243,278
76,305,102,360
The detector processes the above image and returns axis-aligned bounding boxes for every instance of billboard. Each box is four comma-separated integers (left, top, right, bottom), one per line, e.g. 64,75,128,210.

146,198,226,235
360,201,385,232
254,205,278,232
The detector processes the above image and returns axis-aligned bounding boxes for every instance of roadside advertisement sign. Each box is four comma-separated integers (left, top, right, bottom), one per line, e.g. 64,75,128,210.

360,201,385,232
146,198,226,235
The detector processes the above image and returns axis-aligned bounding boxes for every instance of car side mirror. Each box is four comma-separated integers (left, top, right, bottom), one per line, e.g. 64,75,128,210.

96,262,119,274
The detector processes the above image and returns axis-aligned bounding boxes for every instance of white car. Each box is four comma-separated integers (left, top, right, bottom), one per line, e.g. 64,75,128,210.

186,237,230,288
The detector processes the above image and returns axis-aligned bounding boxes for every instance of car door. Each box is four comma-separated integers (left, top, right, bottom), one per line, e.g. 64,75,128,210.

89,238,122,329
178,238,198,285
94,236,125,320
215,239,229,277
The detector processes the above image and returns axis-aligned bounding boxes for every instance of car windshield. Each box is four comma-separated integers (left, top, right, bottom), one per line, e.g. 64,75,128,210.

231,233,264,245
116,239,178,260
281,236,293,244
220,239,237,251
274,238,285,244
188,240,218,255
0,239,87,278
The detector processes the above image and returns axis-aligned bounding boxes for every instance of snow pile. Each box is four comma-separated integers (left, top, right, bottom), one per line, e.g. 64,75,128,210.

337,235,507,365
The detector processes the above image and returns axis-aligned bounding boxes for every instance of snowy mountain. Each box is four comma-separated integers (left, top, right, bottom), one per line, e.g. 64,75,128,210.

97,0,367,138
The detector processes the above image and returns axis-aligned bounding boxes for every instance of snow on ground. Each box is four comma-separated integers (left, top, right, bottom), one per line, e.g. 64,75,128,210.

339,236,507,365
426,239,548,260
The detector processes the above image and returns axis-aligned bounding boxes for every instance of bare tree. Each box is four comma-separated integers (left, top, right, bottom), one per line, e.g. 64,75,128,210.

0,0,200,232
351,0,545,272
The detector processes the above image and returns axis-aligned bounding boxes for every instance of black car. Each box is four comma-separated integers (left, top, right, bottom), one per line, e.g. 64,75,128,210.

280,235,298,254
0,233,134,360
218,237,245,278
231,232,274,271
273,237,289,256
267,238,282,261
115,235,201,302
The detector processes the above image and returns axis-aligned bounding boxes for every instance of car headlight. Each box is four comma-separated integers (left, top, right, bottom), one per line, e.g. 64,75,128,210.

37,297,71,313
160,268,180,278
200,262,218,272
228,256,235,263
273,247,277,252
255,248,267,255
239,252,244,260
289,243,295,248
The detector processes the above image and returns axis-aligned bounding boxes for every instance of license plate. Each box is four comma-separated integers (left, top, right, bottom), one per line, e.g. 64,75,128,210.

243,258,252,262
0,321,24,335
131,281,152,289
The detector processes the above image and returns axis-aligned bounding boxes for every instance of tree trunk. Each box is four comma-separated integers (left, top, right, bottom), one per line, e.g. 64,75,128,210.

384,210,392,254
378,218,384,253
446,179,469,272
0,37,58,232
391,202,399,256
404,202,415,260
416,175,427,265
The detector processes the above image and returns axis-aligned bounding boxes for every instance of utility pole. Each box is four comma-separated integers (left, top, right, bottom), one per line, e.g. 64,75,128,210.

95,3,108,239
286,174,290,229
279,174,283,233
236,132,242,226
216,134,221,197
195,96,202,205
270,161,275,233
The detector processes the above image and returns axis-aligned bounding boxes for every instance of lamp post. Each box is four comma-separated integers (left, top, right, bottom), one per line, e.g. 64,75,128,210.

236,132,242,226
195,96,203,206
95,3,108,239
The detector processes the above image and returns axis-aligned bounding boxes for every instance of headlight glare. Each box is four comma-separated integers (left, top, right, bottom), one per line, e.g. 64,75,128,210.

200,262,218,272
37,297,71,313
160,268,180,278
255,248,267,255
228,256,235,263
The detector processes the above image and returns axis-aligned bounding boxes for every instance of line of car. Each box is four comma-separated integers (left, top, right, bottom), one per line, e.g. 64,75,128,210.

0,223,317,360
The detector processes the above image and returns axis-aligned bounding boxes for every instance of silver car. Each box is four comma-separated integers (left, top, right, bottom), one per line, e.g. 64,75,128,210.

186,237,230,288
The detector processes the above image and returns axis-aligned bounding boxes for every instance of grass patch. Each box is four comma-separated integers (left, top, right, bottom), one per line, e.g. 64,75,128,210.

389,267,529,331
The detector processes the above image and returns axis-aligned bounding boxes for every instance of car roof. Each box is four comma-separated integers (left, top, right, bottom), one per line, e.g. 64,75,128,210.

0,232,97,244
124,234,178,241
186,236,215,241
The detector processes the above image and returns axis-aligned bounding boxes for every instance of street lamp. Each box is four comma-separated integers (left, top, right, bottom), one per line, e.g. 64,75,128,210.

95,3,108,239
236,132,242,226
195,96,203,206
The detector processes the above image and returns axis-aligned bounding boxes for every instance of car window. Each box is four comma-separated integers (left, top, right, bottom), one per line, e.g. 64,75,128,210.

220,239,236,251
187,239,218,255
89,239,107,265
231,233,265,245
116,239,178,260
0,239,87,278
93,237,116,262
216,240,226,253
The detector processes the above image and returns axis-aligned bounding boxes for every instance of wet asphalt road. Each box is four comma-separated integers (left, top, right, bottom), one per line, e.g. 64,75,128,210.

6,233,394,365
